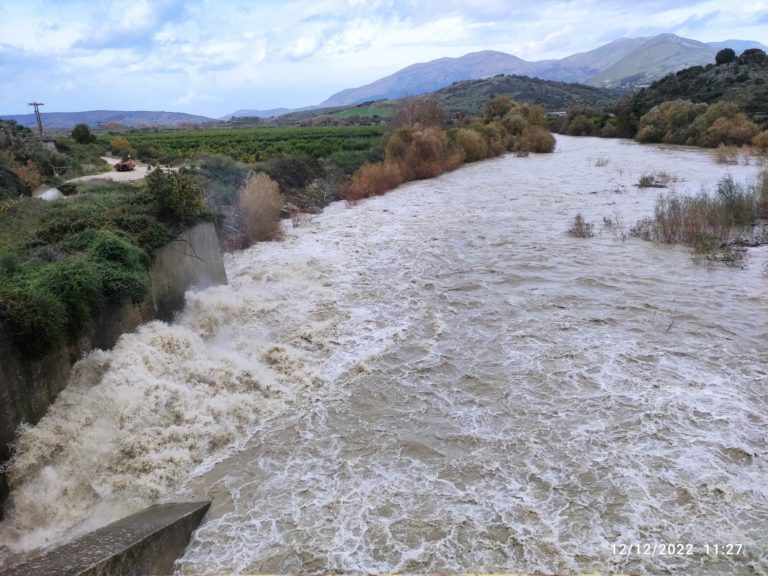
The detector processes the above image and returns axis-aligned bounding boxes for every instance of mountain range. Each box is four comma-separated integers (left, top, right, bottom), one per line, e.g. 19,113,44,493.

1,34,765,129
0,110,214,130
319,34,767,107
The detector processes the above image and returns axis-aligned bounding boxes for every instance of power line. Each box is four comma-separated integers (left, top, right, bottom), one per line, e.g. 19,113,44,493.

27,101,44,139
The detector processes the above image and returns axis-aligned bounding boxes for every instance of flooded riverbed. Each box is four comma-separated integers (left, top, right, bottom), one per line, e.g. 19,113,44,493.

1,136,766,574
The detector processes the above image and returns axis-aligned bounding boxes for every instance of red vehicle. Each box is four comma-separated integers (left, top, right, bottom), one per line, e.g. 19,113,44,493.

114,160,136,172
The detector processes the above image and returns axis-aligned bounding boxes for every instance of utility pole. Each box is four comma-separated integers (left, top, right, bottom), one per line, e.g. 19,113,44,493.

27,101,44,139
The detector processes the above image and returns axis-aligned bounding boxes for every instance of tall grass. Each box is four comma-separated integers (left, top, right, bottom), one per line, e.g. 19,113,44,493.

631,172,767,262
238,172,285,243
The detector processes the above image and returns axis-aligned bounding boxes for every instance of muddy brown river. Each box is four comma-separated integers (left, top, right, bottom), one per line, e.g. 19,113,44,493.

1,135,766,575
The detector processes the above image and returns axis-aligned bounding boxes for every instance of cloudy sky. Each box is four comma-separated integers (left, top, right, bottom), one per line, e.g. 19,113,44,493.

1,0,766,118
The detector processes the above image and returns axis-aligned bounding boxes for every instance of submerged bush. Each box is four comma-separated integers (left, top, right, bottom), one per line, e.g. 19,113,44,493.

637,171,677,188
520,125,556,153
631,173,765,263
568,213,595,238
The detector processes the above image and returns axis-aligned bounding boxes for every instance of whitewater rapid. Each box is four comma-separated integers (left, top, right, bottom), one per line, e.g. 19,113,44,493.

1,136,766,575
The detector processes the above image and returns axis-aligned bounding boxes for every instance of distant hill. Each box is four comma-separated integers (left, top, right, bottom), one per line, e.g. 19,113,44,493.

632,48,768,126
533,37,650,84
433,75,625,117
222,107,316,119
706,40,768,53
320,51,537,107
587,34,717,88
0,110,214,130
319,34,766,106
270,75,623,127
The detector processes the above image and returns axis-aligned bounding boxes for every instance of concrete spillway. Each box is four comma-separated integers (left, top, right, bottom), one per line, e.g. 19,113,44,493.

3,501,210,576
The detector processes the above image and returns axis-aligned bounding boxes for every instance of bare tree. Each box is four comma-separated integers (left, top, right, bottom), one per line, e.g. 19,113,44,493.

391,96,445,128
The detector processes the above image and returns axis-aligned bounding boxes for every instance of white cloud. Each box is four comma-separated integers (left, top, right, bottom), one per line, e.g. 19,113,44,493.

0,0,766,116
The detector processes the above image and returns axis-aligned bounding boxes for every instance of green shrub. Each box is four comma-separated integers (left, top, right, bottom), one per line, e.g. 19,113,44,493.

453,128,488,162
87,229,150,269
756,170,768,218
71,123,96,145
147,168,205,223
0,165,24,200
0,288,67,357
715,48,736,65
111,214,172,250
637,99,759,147
32,257,102,339
325,150,374,175
502,112,528,136
484,96,515,123
197,154,249,191
0,181,190,358
567,114,595,136
715,175,757,225
263,156,323,190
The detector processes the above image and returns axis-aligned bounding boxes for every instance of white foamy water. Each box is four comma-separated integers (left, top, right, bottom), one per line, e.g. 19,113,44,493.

1,136,767,575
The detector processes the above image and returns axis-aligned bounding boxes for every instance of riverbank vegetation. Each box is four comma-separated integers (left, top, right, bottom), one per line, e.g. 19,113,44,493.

0,177,211,359
630,171,768,264
344,96,556,201
635,100,760,147
551,48,768,152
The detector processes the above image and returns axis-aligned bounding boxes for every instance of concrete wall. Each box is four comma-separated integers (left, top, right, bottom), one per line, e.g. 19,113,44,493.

0,223,227,511
3,501,211,576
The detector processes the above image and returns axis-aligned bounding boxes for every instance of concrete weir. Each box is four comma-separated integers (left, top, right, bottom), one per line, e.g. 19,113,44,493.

4,501,210,576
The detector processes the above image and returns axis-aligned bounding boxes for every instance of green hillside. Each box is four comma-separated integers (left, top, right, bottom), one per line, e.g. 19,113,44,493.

432,75,625,117
632,49,768,127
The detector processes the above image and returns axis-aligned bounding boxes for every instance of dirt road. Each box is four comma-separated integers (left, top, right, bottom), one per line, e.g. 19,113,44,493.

67,157,151,183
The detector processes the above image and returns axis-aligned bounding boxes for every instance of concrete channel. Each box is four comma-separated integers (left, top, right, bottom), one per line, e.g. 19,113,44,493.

4,501,210,576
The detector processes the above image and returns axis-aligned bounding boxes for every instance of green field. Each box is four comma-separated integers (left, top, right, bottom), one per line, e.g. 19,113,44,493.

117,125,387,163
335,106,394,119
